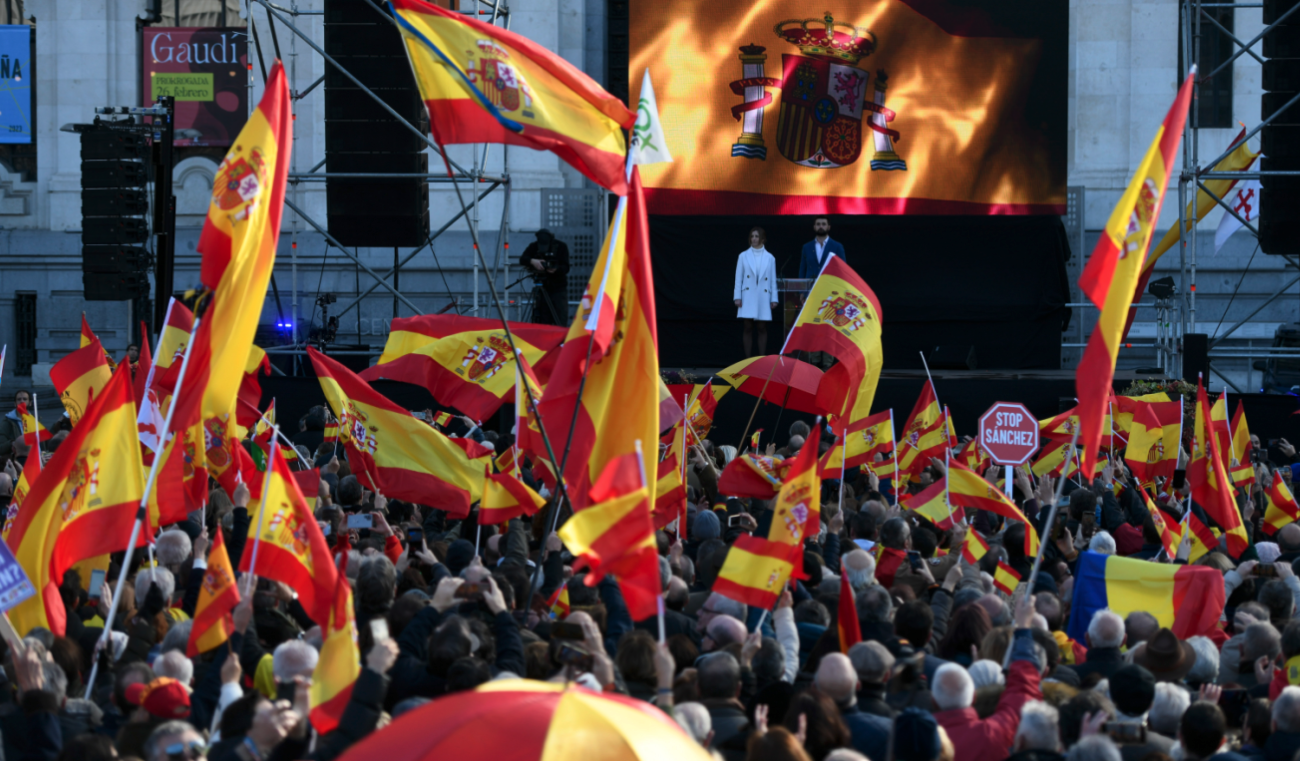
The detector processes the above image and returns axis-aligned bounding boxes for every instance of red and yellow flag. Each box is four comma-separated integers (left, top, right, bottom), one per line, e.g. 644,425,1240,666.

547,585,570,619
1076,71,1194,476
1186,509,1221,562
780,257,884,423
310,347,493,519
1262,477,1300,536
663,383,731,447
536,168,660,510
1230,401,1256,487
10,365,145,636
901,477,956,531
391,0,635,194
16,403,48,446
51,339,113,426
361,316,566,421
1124,400,1182,482
712,534,796,610
558,451,660,620
993,561,1021,596
187,527,240,656
895,381,945,480
947,461,1039,557
652,452,687,530
1189,377,1248,556
1137,483,1180,558
962,530,990,564
5,444,41,538
1210,392,1234,470
309,566,360,734
718,454,789,499
79,314,116,368
480,469,546,525
177,60,291,429
1125,129,1259,339
769,424,821,579
240,444,338,626
837,570,860,653
820,409,893,472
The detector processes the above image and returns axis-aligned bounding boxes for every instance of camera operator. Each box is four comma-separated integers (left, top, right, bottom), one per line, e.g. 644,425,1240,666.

520,228,570,325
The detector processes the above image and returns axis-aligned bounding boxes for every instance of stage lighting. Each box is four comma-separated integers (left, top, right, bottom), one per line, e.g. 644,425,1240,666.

1147,276,1175,300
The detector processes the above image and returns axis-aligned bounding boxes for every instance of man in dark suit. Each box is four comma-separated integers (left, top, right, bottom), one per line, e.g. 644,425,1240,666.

798,216,845,278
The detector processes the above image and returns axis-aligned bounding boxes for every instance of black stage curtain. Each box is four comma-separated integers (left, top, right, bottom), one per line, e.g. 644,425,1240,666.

650,215,1072,370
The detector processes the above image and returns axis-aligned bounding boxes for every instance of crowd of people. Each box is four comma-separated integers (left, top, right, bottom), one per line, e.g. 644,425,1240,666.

0,398,1295,761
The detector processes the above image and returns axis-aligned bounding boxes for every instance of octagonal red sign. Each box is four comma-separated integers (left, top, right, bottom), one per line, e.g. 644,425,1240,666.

978,402,1039,466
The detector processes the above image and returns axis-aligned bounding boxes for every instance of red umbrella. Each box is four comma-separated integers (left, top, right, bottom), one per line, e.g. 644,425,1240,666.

717,354,826,415
335,679,711,761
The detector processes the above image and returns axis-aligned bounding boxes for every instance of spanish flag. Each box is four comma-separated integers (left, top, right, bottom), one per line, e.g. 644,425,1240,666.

820,410,893,472
1262,477,1300,536
132,330,153,415
1066,551,1225,641
1230,401,1256,487
769,424,821,579
236,346,271,434
547,585,570,619
10,364,145,635
749,429,763,453
4,445,40,539
155,299,194,373
667,383,730,447
1112,391,1174,433
993,561,1021,596
432,411,453,429
1031,440,1073,478
186,527,240,657
962,530,990,564
1210,391,1234,470
947,461,1040,557
653,452,687,531
712,534,796,609
390,0,635,195
79,314,116,368
16,403,48,446
1125,129,1259,339
837,570,860,653
51,339,113,426
310,347,493,519
536,168,660,511
955,439,989,473
309,566,360,734
901,478,956,531
558,451,660,620
1189,376,1248,557
240,444,338,626
1137,483,1180,558
494,447,518,477
1076,71,1194,477
1186,508,1221,563
780,257,884,423
895,381,944,480
185,61,291,424
361,316,566,422
718,454,788,499
1124,401,1182,482
480,469,546,525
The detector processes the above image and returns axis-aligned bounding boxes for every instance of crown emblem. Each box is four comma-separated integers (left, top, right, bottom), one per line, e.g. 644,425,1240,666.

773,12,876,65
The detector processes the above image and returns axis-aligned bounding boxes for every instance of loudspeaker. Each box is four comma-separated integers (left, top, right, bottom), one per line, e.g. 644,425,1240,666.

1183,333,1209,383
1262,5,1300,254
323,0,430,247
80,125,151,300
929,345,977,370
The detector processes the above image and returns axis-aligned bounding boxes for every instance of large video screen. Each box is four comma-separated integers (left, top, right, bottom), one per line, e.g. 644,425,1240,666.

630,0,1067,216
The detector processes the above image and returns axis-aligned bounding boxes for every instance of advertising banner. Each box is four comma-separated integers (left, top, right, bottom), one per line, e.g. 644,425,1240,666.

143,27,249,146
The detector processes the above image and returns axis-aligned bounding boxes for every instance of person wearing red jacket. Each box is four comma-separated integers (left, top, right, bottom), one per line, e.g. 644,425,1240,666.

935,594,1045,761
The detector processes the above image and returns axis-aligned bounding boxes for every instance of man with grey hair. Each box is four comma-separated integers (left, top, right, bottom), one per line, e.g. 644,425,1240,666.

144,720,206,761
816,653,891,761
847,641,896,718
1235,621,1282,688
1089,531,1116,556
935,594,1043,761
842,549,876,592
1185,636,1219,686
1069,609,1125,683
673,701,713,747
856,584,892,642
156,528,193,570
1008,701,1061,761
154,650,194,687
273,640,319,687
1066,735,1122,761
1271,686,1300,749
1148,682,1189,737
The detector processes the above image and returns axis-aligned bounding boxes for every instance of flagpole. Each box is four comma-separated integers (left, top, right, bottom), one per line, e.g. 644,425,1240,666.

245,425,280,594
944,435,955,527
474,522,482,558
838,435,847,518
84,316,201,700
31,392,38,450
680,395,689,540
737,360,779,452
918,351,944,412
634,439,663,642
890,408,899,505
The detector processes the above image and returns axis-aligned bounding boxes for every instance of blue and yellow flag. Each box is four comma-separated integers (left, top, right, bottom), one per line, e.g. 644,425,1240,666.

390,0,635,194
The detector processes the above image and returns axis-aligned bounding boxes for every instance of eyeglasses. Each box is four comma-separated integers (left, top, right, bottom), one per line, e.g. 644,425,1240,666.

164,740,207,761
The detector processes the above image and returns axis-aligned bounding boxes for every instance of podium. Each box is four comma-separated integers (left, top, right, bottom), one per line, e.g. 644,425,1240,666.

778,278,815,336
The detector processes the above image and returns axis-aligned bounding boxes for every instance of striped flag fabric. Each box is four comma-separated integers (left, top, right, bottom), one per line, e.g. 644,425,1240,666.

962,530,990,564
1137,483,1180,558
4,444,40,539
16,403,48,446
480,470,546,525
1262,477,1300,536
895,381,946,480
946,461,1040,557
50,339,113,426
1066,551,1224,641
1075,71,1194,477
712,534,796,610
1189,377,1248,556
547,585,570,619
900,478,956,531
309,566,360,734
718,454,788,499
993,561,1021,596
186,527,240,656
768,423,821,579
837,570,860,653
820,410,893,472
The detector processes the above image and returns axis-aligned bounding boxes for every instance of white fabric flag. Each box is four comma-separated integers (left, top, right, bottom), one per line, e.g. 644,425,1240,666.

632,69,673,167
1214,178,1261,253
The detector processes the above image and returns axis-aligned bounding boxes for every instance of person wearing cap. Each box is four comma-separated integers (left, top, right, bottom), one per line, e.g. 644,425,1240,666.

1106,664,1176,761
933,593,1044,761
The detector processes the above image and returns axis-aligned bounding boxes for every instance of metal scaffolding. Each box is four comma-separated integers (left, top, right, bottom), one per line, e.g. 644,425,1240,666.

1175,0,1300,391
244,0,517,369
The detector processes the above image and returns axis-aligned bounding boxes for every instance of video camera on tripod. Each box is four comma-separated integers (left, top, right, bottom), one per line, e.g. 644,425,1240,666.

529,229,560,280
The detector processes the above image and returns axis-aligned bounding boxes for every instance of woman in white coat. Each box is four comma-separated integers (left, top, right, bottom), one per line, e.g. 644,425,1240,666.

733,226,779,357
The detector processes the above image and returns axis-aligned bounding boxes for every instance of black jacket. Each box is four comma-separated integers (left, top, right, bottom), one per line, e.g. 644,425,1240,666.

1006,750,1066,761
519,240,571,293
308,668,390,761
1264,729,1300,761
0,691,63,761
701,697,751,761
1067,646,1126,685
